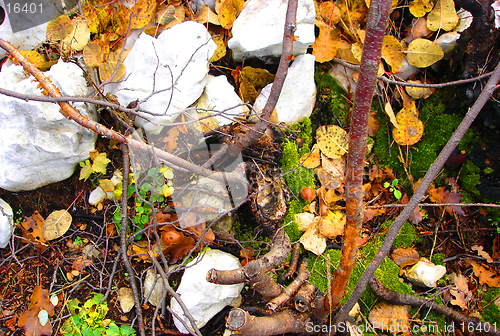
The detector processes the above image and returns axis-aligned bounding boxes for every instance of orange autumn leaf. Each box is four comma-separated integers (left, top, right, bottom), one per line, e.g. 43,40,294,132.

392,101,424,146
18,286,54,336
299,146,321,168
17,211,47,247
469,260,500,287
428,186,465,215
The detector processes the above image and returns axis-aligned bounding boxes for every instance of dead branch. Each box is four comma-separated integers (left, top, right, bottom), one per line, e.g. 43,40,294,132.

369,277,500,336
280,242,300,281
324,0,393,315
206,228,291,285
0,38,247,189
266,260,310,311
225,308,311,336
334,59,500,325
295,282,318,313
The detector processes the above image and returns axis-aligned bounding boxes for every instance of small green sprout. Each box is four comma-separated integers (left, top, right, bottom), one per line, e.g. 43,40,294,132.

383,179,402,200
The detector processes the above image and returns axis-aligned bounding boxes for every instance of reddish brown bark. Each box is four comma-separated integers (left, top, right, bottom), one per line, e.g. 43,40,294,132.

323,0,393,314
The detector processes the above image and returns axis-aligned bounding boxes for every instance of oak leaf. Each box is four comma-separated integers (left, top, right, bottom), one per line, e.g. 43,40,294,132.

369,303,410,332
449,273,472,309
469,260,500,287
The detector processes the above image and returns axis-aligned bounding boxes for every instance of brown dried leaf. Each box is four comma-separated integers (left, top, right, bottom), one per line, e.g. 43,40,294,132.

18,211,47,246
42,210,72,241
472,245,494,263
469,260,500,287
83,41,104,68
368,303,409,332
18,286,54,336
449,273,472,309
194,4,220,25
392,248,420,268
46,15,72,42
428,186,465,215
300,220,326,255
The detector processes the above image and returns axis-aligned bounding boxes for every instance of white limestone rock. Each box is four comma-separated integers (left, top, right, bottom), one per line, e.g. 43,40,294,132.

0,60,97,192
171,249,243,333
0,199,13,248
189,0,217,12
228,0,316,61
405,259,446,288
143,268,165,307
192,75,249,127
107,21,217,134
253,54,316,124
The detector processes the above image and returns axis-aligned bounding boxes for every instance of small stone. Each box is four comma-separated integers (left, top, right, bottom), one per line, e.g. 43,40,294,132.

118,287,135,313
89,187,107,205
405,258,446,288
143,268,165,307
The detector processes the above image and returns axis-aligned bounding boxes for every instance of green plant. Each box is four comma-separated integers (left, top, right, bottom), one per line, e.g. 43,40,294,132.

79,151,111,181
113,166,174,240
383,178,402,200
60,293,135,336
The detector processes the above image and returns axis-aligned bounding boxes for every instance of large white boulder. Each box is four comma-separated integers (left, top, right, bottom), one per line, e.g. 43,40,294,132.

107,21,217,134
171,249,243,333
254,54,316,124
0,199,13,248
0,60,97,192
228,0,316,61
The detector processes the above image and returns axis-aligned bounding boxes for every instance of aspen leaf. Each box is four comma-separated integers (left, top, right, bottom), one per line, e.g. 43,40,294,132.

238,66,275,103
18,51,45,69
406,38,444,68
215,0,244,29
210,35,227,62
60,18,90,53
295,212,316,231
162,5,185,29
155,5,176,25
409,0,433,17
18,211,47,246
82,0,112,34
42,210,72,241
300,220,326,255
427,0,459,31
318,1,341,25
311,23,342,62
46,15,72,42
316,125,349,159
384,102,400,128
320,153,345,178
392,102,424,146
194,4,220,25
83,42,104,68
299,145,321,169
318,210,345,239
381,35,404,72
405,80,433,99
99,60,126,83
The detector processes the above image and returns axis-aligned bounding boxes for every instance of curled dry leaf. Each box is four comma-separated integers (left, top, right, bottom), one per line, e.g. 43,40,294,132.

18,211,47,246
18,286,54,336
392,102,424,146
42,210,72,241
316,125,349,159
472,245,494,263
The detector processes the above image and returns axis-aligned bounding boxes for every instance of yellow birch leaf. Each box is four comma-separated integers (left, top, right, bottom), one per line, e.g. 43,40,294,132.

83,42,104,68
238,66,275,103
381,35,404,72
409,0,433,17
405,80,433,99
210,35,227,62
46,15,73,42
215,0,245,29
115,0,156,35
194,4,220,25
162,5,185,29
318,210,346,239
384,102,399,128
18,51,45,69
311,23,342,63
406,38,444,68
392,102,424,146
60,18,90,53
427,0,459,31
